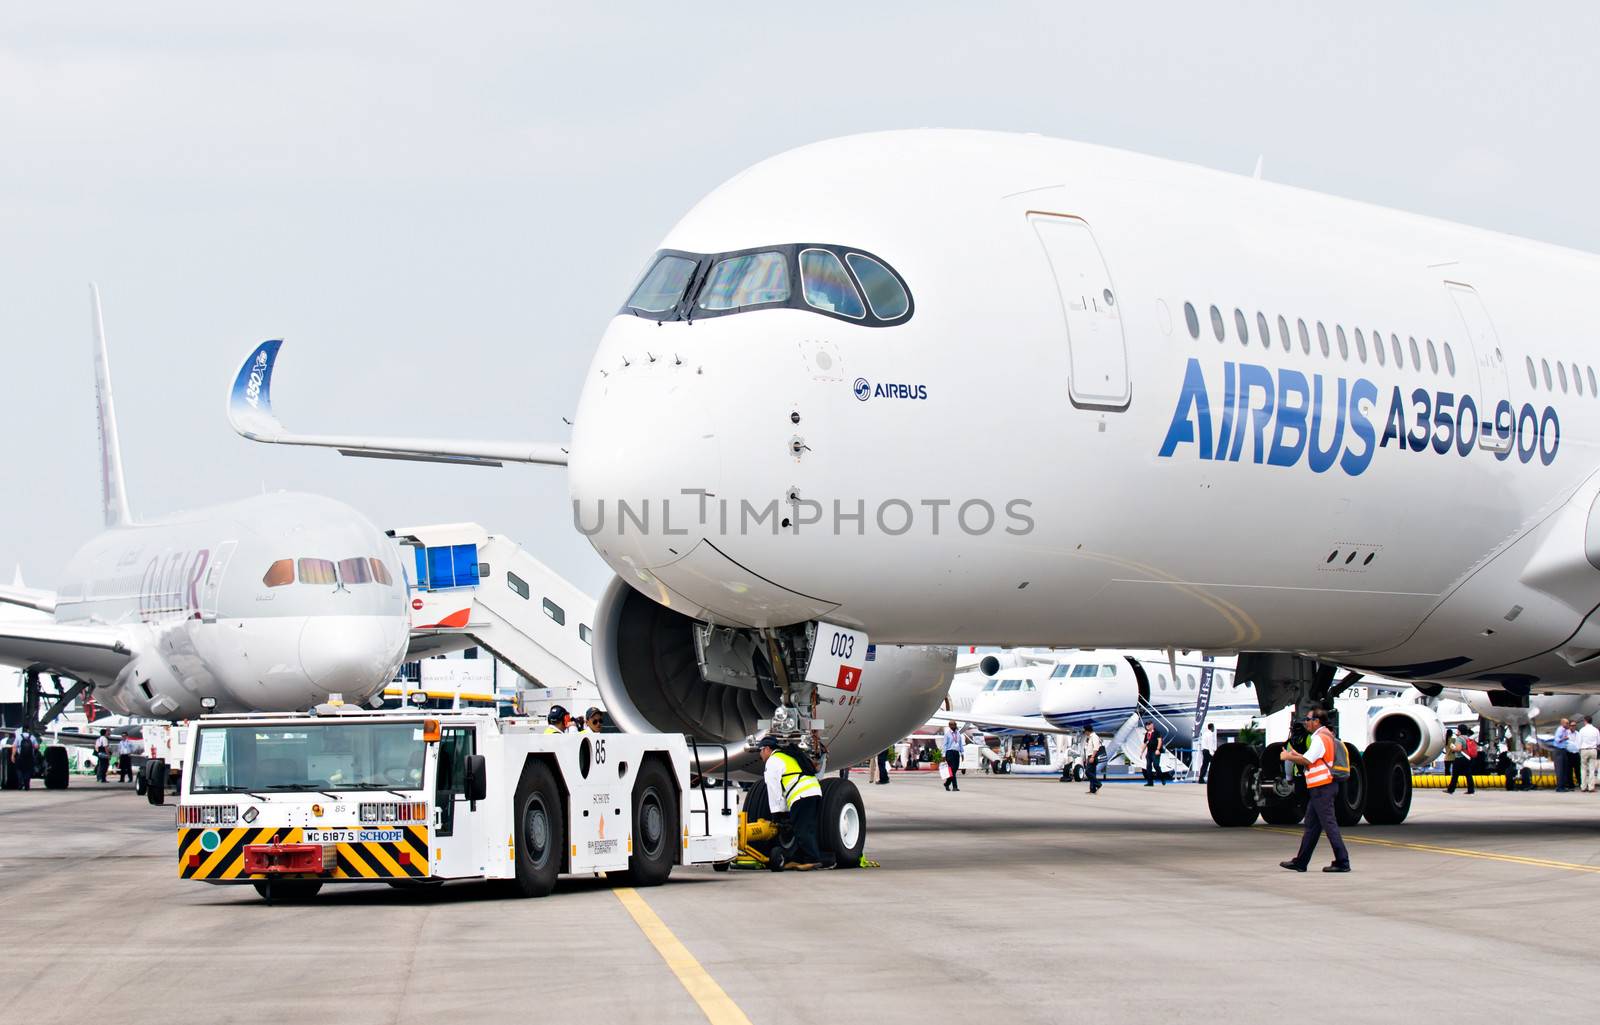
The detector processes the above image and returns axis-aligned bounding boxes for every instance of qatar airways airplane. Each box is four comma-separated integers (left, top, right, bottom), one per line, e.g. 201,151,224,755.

227,129,1600,828
0,289,412,728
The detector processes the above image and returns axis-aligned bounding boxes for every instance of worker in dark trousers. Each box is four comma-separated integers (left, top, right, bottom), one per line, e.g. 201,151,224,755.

1279,707,1351,873
875,747,891,785
941,722,964,791
1198,723,1218,784
1141,723,1165,785
759,735,822,869
94,729,111,783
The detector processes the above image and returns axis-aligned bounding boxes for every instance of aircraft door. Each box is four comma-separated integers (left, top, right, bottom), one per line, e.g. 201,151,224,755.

1029,213,1131,411
200,541,236,623
1444,283,1514,454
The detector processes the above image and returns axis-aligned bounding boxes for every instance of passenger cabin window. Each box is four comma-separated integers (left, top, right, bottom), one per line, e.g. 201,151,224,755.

263,559,294,588
1391,334,1403,368
579,624,592,644
1210,305,1225,342
1354,328,1368,363
626,255,698,313
1575,364,1584,396
1184,303,1200,339
1409,337,1422,370
1558,362,1569,392
507,572,530,599
1526,357,1537,387
338,558,372,585
1297,319,1311,355
542,598,565,625
1444,343,1456,377
697,252,789,311
298,558,336,585
846,254,910,320
1316,322,1330,358
1588,367,1597,395
1255,312,1270,349
1426,339,1439,374
1234,309,1249,346
1372,328,1385,366
800,249,865,318
1336,325,1349,360
1276,315,1291,352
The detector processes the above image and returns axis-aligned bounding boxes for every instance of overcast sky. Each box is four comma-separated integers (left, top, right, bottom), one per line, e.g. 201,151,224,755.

4,3,1598,598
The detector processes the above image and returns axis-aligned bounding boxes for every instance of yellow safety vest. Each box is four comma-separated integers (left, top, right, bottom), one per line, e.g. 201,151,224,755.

772,750,821,808
544,725,564,734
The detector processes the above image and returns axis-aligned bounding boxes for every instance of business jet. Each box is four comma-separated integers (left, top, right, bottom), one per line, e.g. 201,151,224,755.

227,128,1600,830
0,289,412,733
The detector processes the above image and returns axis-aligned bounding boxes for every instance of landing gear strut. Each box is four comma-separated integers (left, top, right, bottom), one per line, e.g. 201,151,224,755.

1206,654,1410,828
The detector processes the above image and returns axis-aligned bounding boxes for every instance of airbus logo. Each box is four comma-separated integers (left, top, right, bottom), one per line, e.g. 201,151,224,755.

852,378,928,402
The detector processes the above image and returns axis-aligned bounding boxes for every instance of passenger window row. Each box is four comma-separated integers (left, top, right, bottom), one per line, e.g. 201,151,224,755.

1525,355,1597,397
1183,302,1458,377
262,557,394,588
623,244,912,327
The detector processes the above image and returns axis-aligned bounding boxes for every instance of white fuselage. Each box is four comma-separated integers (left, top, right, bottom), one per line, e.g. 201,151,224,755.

570,129,1600,697
47,492,410,718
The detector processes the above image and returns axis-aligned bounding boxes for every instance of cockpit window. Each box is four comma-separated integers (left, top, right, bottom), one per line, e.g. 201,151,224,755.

620,245,912,326
697,252,789,310
982,679,999,692
846,253,910,320
369,558,393,586
626,255,698,313
263,559,294,588
338,558,372,585
800,249,865,318
298,558,336,585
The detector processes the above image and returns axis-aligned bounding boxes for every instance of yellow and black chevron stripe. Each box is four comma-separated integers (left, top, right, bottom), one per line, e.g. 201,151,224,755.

178,825,431,882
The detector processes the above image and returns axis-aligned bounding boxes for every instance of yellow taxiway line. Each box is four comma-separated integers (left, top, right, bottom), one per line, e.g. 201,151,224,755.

1262,827,1600,875
614,887,753,1025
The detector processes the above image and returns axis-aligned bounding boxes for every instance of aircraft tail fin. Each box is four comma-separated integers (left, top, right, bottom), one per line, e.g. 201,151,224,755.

91,284,133,528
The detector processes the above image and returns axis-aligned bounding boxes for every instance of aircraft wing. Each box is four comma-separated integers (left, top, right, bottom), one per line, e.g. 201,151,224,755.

0,584,57,616
228,340,568,467
928,709,1079,736
0,622,134,681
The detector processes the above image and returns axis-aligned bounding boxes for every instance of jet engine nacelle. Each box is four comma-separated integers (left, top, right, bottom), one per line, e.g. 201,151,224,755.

592,576,954,770
1368,704,1445,765
1458,689,1600,728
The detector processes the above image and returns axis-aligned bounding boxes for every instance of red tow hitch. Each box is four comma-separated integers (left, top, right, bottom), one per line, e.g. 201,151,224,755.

243,843,334,875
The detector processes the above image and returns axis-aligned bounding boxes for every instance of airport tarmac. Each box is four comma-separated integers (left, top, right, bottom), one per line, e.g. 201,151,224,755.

3,775,1597,1025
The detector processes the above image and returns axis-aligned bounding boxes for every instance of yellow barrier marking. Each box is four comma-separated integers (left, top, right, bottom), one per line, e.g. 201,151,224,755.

613,887,752,1025
1262,827,1600,875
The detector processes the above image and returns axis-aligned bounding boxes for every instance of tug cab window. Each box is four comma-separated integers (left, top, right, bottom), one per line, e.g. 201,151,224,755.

697,252,790,310
800,249,865,318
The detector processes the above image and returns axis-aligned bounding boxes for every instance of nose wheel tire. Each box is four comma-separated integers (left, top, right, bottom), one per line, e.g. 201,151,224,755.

623,758,677,887
817,778,867,869
1334,746,1366,827
511,760,565,897
1206,742,1262,827
1361,741,1412,824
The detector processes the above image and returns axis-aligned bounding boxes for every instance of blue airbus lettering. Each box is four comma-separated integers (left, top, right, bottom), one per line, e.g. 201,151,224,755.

1159,359,1558,474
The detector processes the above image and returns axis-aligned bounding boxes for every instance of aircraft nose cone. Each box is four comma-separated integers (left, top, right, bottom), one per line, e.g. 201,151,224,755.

299,615,404,703
570,359,720,574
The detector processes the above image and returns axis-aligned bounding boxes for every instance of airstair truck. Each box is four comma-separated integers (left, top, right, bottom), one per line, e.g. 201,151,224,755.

166,707,738,900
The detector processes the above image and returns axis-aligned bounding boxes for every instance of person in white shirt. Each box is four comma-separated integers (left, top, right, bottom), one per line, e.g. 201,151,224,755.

116,734,137,782
1081,728,1103,794
1577,715,1600,792
1198,724,1219,784
93,729,111,783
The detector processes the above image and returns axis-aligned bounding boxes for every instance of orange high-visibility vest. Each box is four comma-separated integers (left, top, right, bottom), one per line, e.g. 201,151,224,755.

1304,727,1337,788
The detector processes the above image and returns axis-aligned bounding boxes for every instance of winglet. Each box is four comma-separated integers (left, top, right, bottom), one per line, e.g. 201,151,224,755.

227,339,287,442
225,339,567,466
91,284,133,528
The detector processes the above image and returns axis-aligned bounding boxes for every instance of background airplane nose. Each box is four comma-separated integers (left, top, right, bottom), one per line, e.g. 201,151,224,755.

299,615,403,702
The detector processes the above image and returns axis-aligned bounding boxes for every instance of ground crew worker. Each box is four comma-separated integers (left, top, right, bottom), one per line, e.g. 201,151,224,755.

758,735,823,870
544,705,573,734
582,707,605,734
1279,706,1351,874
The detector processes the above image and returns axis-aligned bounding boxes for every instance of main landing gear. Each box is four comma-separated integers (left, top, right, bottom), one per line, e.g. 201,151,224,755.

1206,653,1411,828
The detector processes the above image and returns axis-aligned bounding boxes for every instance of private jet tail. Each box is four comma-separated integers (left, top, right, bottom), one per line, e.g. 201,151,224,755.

227,340,568,467
92,284,133,528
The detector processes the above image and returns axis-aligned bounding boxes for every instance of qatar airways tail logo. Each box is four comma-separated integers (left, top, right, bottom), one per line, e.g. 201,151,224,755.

1158,358,1560,475
244,350,269,408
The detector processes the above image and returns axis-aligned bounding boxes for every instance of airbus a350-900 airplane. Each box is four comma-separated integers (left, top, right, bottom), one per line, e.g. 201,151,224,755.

229,129,1600,829
0,289,411,728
